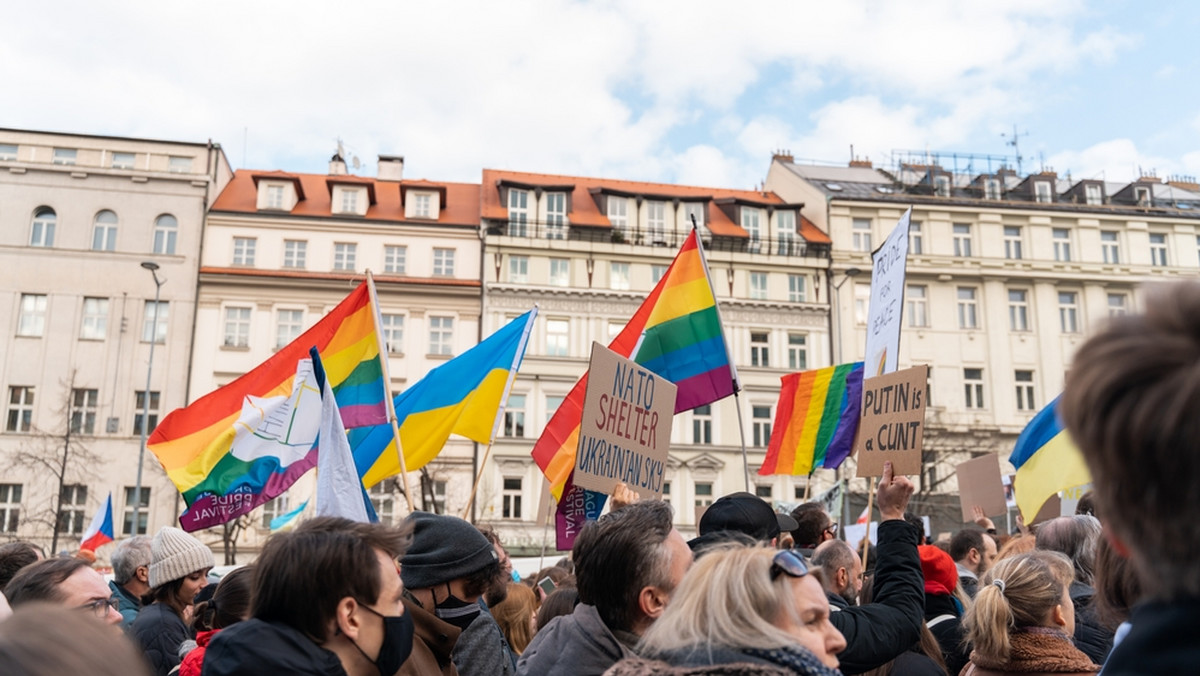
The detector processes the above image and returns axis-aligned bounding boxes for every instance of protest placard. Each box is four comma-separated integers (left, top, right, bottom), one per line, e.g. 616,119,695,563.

1059,483,1093,516
574,342,677,498
855,364,928,477
863,208,912,379
956,452,1008,522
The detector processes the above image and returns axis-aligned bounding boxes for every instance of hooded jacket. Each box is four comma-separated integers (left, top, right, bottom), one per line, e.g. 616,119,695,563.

398,596,461,676
201,618,347,676
518,603,636,676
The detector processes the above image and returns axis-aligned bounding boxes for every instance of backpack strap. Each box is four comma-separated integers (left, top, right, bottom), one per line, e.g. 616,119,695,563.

926,614,956,629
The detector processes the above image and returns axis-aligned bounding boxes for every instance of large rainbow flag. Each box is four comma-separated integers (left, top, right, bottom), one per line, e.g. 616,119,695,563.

532,229,738,497
760,363,864,476
148,284,387,531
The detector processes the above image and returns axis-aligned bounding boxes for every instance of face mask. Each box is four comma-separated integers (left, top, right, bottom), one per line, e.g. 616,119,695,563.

433,584,481,630
354,603,414,676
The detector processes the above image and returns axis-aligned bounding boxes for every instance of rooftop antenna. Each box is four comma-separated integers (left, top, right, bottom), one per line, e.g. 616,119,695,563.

1002,124,1028,175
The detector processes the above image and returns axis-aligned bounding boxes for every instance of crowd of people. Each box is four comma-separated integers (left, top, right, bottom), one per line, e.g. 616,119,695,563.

3,280,1200,675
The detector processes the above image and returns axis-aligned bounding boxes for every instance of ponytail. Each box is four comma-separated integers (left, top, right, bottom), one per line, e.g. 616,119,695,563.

963,551,1074,664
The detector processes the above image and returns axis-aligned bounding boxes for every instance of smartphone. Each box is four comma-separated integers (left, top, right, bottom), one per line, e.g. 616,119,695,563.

537,576,557,595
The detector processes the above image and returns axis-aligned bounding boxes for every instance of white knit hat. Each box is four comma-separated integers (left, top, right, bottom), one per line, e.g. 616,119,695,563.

149,526,214,588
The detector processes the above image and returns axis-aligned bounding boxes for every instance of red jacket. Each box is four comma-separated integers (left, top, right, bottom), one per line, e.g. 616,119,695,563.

179,629,219,676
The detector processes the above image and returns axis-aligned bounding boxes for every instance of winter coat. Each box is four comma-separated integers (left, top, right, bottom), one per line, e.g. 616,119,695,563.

959,628,1099,676
605,644,841,676
1065,582,1112,666
518,603,636,676
887,649,948,676
109,579,141,630
180,629,218,676
201,618,346,676
132,602,190,676
925,592,969,676
398,596,461,676
453,602,515,676
1098,597,1200,676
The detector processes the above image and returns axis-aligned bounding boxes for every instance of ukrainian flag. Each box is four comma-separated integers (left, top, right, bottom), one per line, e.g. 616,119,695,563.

1010,395,1091,521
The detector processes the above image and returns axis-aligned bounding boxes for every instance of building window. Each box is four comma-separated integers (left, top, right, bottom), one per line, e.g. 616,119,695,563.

742,208,763,253
411,193,432,219
224,307,251,348
777,211,799,255
964,368,985,409
1149,233,1168,266
1101,231,1120,264
379,314,404,354
909,221,923,255
608,197,629,240
546,319,569,357
545,395,564,423
52,148,77,165
70,388,98,435
30,208,56,247
152,214,177,255
503,394,526,437
232,237,256,266
787,334,808,371
507,189,529,237
57,484,88,536
750,331,770,367
695,482,714,508
122,486,150,536
957,287,978,329
1107,293,1128,316
1004,226,1023,260
431,480,448,515
651,265,668,285
550,258,570,286
502,478,523,519
854,283,870,325
1052,228,1072,262
607,321,622,343
6,387,34,432
433,248,455,276
142,301,168,343
752,405,772,447
283,240,307,269
134,390,160,435
985,178,1002,200
266,185,285,209
1008,289,1030,332
1034,181,1053,203
1058,291,1079,333
340,189,359,214
1135,186,1151,206
429,316,454,355
1085,184,1102,205
0,144,16,161
1015,370,1036,412
755,484,773,499
906,285,929,328
111,152,135,169
953,224,973,257
934,175,951,197
683,202,705,229
0,484,20,533
546,192,567,239
852,218,872,252
788,274,806,302
647,201,666,244
261,495,289,529
369,483,395,525
692,405,712,444
168,156,192,173
610,262,631,291
749,271,768,300
17,294,47,337
333,242,357,271
276,309,303,349
80,297,108,340
92,210,118,252
384,245,406,274
509,255,529,284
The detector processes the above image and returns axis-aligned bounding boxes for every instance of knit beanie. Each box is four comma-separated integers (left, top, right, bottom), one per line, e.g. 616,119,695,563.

149,526,215,589
400,512,497,590
919,544,958,597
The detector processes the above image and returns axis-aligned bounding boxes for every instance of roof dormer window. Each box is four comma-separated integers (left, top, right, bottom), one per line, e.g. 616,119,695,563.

404,190,439,220
934,175,950,197
341,188,359,214
1085,183,1102,206
1134,186,1151,206
985,178,1001,200
1035,181,1053,203
267,184,285,209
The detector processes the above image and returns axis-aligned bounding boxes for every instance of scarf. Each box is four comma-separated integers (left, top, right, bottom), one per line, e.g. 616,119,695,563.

968,628,1099,673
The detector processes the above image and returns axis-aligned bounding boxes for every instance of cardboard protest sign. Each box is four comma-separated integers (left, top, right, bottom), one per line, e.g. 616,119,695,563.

1059,483,1093,516
864,208,912,379
956,452,1007,522
855,364,928,477
574,343,677,498
1030,492,1061,525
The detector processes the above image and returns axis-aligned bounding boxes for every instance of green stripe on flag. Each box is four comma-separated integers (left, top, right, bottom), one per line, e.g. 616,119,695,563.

634,308,723,363
811,363,854,466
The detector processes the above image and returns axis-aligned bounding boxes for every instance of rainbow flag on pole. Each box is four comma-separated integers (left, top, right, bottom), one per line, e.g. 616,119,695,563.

80,493,114,551
148,284,387,531
532,229,738,498
759,363,865,476
1010,394,1091,521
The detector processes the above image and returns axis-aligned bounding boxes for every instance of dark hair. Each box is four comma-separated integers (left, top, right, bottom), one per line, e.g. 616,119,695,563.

0,603,152,676
0,542,44,591
1092,536,1142,630
143,576,194,617
1061,281,1200,600
573,500,676,633
1035,515,1102,585
950,529,986,562
4,558,88,607
193,566,254,632
528,566,574,591
858,574,948,676
1075,491,1096,517
253,516,411,642
536,587,579,631
903,512,927,544
788,502,829,549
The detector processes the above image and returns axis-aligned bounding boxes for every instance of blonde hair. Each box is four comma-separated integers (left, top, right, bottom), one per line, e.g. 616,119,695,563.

638,544,823,655
964,550,1074,663
491,583,539,655
995,533,1036,562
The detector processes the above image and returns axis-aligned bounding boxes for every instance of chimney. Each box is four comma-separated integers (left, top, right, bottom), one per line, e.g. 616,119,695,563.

849,158,873,169
772,149,794,163
1167,175,1199,192
329,153,347,175
378,155,404,181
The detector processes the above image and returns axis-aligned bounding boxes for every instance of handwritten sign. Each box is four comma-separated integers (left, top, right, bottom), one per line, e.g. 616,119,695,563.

854,364,928,477
863,208,911,379
956,453,1007,523
574,343,677,498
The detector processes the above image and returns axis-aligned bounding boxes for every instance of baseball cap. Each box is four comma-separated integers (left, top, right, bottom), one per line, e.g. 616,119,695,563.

699,492,799,542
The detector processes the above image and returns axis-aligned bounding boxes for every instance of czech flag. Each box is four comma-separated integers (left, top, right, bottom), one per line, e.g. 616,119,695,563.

80,493,115,552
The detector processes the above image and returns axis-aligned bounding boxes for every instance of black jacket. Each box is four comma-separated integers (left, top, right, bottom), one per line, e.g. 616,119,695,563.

923,593,968,676
825,519,924,675
1068,581,1113,666
131,602,190,676
1096,597,1200,675
201,618,347,676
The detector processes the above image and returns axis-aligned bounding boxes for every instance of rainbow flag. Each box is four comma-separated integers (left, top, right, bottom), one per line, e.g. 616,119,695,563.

1010,394,1090,521
532,229,738,497
759,363,864,476
148,284,387,531
351,309,538,485
80,493,114,551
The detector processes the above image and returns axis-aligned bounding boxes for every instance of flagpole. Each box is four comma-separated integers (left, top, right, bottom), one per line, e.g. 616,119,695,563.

803,473,813,501
365,271,414,512
733,392,752,492
861,477,876,570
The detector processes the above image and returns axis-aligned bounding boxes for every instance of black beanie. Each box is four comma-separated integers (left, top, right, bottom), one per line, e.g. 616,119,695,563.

400,512,497,589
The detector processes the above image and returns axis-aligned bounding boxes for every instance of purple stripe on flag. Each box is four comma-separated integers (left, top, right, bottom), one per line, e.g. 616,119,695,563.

178,449,318,532
673,367,738,412
339,403,388,428
555,476,608,551
822,369,865,470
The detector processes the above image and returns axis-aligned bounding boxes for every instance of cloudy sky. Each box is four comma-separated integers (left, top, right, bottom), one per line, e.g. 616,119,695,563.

5,1,1197,188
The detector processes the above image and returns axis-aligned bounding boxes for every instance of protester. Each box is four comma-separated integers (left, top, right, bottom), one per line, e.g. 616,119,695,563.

1035,515,1113,664
994,533,1036,563
962,550,1098,675
518,500,692,676
4,556,123,627
950,528,997,599
606,545,845,675
535,587,578,632
1091,536,1141,647
918,545,969,676
528,565,574,601
856,573,947,676
131,526,214,676
690,491,798,550
0,541,44,590
812,540,862,608
790,502,838,555
179,565,253,676
109,535,152,629
491,582,540,656
453,522,517,676
0,603,152,676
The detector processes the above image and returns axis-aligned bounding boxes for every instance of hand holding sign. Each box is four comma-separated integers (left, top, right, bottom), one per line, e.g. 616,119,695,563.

876,461,914,521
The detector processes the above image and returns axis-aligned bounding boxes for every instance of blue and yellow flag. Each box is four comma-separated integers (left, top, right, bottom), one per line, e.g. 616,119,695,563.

352,309,538,486
1010,395,1091,521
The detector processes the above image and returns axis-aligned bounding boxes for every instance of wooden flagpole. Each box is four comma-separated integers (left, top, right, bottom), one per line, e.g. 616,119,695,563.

364,271,414,512
861,477,876,570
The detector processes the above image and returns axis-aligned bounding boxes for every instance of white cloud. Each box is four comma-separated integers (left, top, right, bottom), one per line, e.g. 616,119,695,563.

1045,139,1177,183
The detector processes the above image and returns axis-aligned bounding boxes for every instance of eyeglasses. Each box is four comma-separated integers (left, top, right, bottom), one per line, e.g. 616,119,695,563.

75,597,120,619
824,523,839,536
770,550,810,581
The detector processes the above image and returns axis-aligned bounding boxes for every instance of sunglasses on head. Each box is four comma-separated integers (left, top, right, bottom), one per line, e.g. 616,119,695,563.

770,549,810,581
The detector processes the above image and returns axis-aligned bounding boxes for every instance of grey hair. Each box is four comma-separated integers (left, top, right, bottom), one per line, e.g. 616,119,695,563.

1035,515,1102,585
111,536,152,585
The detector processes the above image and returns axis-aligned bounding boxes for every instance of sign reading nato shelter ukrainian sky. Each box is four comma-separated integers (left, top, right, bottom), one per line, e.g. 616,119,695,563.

575,342,677,499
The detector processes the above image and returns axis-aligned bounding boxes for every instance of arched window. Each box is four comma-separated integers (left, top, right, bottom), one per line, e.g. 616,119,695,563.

153,214,177,255
92,210,118,251
30,207,56,247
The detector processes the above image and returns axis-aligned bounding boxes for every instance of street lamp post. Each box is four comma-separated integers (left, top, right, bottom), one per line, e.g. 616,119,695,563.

133,261,164,537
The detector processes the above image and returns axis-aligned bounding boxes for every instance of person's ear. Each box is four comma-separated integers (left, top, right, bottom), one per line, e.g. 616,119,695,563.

837,566,849,591
638,585,669,621
1052,602,1067,628
335,597,362,640
969,548,981,566
136,566,149,583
